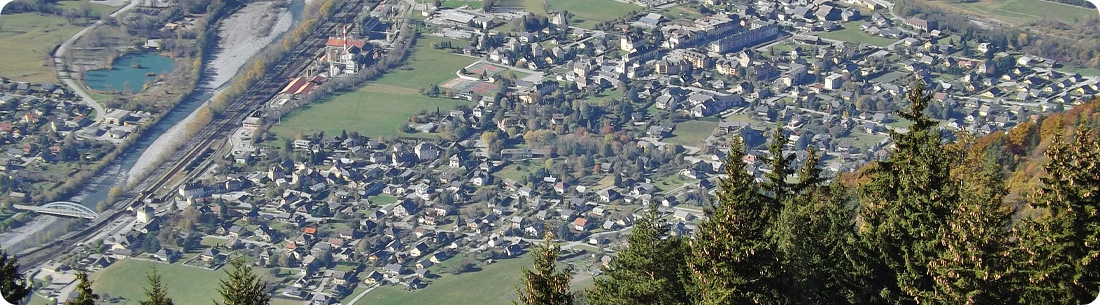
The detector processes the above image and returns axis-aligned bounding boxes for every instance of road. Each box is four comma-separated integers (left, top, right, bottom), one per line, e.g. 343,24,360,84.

52,0,139,123
345,284,382,304
16,0,368,272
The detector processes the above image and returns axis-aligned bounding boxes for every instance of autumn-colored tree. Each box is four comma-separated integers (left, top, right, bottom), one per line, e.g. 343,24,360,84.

1013,125,1100,304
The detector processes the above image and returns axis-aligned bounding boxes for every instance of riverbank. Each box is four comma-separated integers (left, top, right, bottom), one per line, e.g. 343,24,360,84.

126,1,293,185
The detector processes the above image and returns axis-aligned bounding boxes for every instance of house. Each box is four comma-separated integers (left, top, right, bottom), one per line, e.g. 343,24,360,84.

430,252,449,264
392,200,419,217
415,268,432,278
674,210,694,221
410,242,430,257
905,17,936,31
383,263,403,276
573,217,589,231
201,249,221,261
153,249,179,263
597,189,620,202
363,271,385,285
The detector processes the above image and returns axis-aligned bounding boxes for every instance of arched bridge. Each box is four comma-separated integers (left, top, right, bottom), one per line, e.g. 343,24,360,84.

12,201,98,219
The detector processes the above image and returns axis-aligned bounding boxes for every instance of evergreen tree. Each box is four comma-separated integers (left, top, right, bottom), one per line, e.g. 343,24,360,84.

774,149,860,304
764,126,795,203
1,250,32,305
689,139,781,304
66,272,98,305
215,257,270,305
140,267,174,305
589,206,691,305
853,82,959,304
515,233,573,305
927,133,1013,304
1014,125,1100,304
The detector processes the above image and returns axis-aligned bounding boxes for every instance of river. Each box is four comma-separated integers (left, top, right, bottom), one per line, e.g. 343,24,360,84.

0,0,306,253
77,0,306,207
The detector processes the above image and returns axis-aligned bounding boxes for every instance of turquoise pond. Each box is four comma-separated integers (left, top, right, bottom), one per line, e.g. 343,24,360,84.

84,53,176,92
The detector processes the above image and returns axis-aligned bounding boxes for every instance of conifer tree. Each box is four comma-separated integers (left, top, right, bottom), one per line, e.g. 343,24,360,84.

215,257,270,305
1,249,32,305
770,127,796,202
927,134,1013,304
764,126,796,204
66,272,98,305
1014,125,1100,303
140,267,174,305
689,139,781,304
589,205,691,305
515,232,574,305
853,82,959,304
775,149,860,304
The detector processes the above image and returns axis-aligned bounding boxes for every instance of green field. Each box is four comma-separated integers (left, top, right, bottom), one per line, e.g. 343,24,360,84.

270,88,466,139
506,0,640,28
947,0,1093,23
665,120,717,147
816,21,896,47
496,164,542,182
355,256,533,305
0,13,85,83
271,36,473,140
660,5,705,19
91,260,230,305
369,194,399,205
581,89,624,105
55,0,119,17
441,0,483,9
375,36,475,90
1070,67,1100,77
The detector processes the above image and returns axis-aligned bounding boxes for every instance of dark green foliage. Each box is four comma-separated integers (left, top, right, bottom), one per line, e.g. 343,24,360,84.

589,206,692,305
764,126,795,204
515,233,574,305
66,272,98,305
1,250,32,305
215,257,270,305
1014,126,1100,303
514,87,1100,304
688,139,781,305
775,151,861,304
853,82,961,304
141,267,174,305
927,134,1014,304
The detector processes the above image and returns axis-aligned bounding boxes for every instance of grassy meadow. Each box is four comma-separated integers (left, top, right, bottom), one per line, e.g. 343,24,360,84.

90,260,230,305
665,120,718,147
353,256,533,305
0,13,84,83
270,36,474,140
816,21,896,47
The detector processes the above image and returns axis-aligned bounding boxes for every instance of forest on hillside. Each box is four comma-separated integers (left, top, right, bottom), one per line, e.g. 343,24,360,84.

516,84,1100,305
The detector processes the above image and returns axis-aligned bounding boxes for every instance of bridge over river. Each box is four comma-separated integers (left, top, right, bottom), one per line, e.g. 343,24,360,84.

12,201,99,219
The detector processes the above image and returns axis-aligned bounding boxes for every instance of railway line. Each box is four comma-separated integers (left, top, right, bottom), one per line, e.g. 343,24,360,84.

15,0,368,269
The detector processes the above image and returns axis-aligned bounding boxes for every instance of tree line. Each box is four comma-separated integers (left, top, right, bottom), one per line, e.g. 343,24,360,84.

1,250,269,305
515,83,1099,305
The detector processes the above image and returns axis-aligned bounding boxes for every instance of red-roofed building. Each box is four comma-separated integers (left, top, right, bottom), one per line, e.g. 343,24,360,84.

573,217,589,231
280,77,319,96
281,77,309,94
326,38,366,49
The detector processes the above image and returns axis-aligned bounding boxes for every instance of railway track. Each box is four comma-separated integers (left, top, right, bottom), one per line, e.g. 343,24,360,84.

15,0,368,269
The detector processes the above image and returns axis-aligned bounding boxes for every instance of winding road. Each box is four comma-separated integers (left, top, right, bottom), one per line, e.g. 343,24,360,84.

52,0,139,122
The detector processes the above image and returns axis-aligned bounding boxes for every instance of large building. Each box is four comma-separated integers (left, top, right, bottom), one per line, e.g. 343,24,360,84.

707,24,780,54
